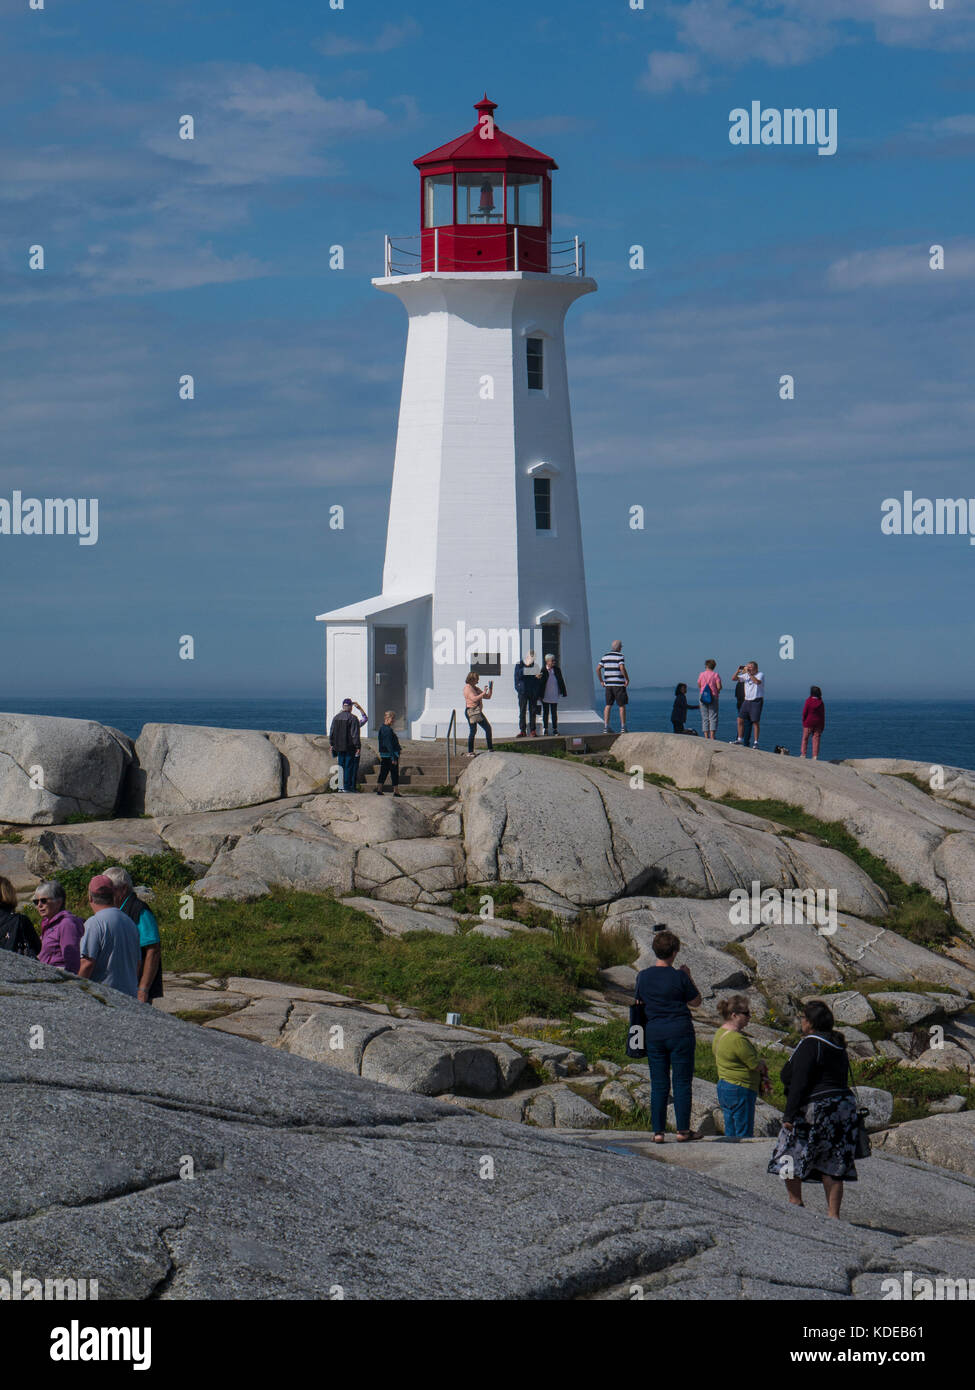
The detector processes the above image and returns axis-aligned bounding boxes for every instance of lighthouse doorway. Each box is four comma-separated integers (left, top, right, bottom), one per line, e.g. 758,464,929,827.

373,626,408,730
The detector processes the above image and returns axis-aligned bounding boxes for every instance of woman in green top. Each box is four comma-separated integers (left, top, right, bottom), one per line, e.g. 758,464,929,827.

712,995,771,1138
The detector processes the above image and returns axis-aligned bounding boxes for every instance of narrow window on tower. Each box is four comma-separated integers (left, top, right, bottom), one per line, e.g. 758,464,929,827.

534,477,552,531
526,337,544,390
541,624,561,665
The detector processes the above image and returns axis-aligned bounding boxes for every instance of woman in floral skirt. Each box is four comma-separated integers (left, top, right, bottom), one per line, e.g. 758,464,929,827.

767,1000,858,1218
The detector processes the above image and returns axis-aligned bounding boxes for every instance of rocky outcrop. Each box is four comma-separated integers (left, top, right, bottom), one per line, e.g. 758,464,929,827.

458,752,888,913
23,818,169,877
0,712,131,824
16,947,970,1299
872,1111,975,1178
613,733,975,927
265,731,336,795
129,724,283,816
603,895,974,1018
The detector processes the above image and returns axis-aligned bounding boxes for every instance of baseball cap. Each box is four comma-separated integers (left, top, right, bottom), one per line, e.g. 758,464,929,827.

88,874,115,896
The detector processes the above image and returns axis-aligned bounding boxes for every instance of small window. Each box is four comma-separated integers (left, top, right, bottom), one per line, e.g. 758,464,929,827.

506,174,543,226
534,477,551,531
541,624,561,665
424,175,453,228
526,337,544,390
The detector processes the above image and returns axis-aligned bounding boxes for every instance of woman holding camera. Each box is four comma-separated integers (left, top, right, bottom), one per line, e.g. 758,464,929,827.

463,672,494,756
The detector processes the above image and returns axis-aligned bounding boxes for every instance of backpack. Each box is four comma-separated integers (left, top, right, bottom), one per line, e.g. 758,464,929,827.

700,681,713,705
0,909,39,958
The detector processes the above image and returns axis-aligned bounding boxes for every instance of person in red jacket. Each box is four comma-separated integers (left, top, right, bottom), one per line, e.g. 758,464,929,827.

801,685,825,759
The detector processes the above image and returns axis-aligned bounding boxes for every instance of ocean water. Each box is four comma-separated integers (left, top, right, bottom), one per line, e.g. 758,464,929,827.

5,693,974,771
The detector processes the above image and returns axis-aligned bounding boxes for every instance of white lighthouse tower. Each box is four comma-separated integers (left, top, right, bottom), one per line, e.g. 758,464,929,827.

317,96,603,737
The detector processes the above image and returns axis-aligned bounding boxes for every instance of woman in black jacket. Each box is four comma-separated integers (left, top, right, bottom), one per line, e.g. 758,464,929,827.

670,683,698,734
0,875,41,957
539,655,567,735
767,1000,858,1218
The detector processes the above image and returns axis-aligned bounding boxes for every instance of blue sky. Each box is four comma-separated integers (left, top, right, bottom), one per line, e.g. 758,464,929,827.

2,0,974,700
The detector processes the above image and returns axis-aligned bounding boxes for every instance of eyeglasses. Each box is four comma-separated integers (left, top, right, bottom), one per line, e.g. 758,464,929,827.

33,897,51,905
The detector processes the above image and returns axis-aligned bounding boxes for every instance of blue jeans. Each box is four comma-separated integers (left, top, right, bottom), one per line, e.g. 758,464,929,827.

717,1078,757,1138
646,1032,695,1134
337,751,357,792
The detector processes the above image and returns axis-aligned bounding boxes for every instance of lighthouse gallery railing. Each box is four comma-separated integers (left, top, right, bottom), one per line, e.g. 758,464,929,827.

382,230,586,277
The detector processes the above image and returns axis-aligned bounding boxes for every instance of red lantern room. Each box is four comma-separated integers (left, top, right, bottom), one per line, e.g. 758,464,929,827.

413,96,557,274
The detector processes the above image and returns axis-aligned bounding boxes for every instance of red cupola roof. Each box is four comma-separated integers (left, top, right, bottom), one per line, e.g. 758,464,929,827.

414,95,558,171
411,96,558,273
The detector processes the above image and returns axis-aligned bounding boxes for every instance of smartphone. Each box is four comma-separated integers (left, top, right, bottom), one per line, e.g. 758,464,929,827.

488,680,494,693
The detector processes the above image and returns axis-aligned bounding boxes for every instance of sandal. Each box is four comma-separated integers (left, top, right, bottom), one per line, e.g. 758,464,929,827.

676,1130,701,1142
652,1133,665,1144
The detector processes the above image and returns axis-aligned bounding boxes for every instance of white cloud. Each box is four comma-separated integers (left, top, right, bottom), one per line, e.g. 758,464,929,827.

639,51,704,96
827,239,975,288
316,19,420,58
640,0,975,97
147,66,387,186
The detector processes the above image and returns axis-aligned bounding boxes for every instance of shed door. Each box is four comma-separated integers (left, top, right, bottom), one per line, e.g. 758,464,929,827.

373,627,407,730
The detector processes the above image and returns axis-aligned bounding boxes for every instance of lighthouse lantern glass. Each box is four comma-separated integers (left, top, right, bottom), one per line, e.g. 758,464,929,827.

457,171,503,223
423,176,453,228
505,174,543,226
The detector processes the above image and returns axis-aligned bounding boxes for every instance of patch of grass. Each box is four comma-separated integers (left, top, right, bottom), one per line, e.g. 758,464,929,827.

722,940,757,972
0,828,23,844
852,1055,973,1110
892,772,935,795
150,889,632,1029
855,979,958,996
552,912,637,970
715,796,957,948
64,812,108,825
451,881,523,915
48,852,195,916
171,1004,242,1026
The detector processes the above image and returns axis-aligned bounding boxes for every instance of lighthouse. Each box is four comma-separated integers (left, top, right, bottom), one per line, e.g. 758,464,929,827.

317,96,603,738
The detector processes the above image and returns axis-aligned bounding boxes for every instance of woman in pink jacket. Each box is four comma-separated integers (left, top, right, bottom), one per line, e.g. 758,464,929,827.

34,880,85,974
801,686,826,760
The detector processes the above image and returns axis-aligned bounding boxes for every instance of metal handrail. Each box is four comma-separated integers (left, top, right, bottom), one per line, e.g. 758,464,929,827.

445,708,457,787
383,232,587,276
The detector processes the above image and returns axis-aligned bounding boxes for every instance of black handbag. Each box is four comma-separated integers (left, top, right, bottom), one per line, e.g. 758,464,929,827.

848,1063,872,1158
626,1000,647,1059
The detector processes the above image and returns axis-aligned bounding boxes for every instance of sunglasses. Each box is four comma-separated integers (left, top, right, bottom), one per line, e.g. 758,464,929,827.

32,897,51,905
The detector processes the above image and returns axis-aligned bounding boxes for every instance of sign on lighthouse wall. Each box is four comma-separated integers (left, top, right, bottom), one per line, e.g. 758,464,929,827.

316,97,602,738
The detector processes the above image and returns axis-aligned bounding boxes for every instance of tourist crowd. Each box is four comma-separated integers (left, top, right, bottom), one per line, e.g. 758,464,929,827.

0,867,162,1003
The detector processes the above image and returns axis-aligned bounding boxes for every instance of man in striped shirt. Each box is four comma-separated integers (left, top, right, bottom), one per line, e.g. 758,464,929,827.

597,639,630,733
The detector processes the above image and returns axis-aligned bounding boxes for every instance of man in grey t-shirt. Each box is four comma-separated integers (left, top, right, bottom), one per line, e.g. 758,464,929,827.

78,874,142,998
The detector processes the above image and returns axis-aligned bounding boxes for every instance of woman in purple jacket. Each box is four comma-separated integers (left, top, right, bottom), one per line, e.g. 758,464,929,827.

34,880,85,974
